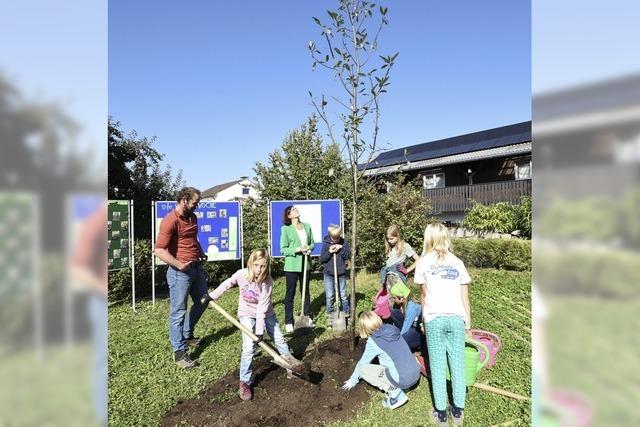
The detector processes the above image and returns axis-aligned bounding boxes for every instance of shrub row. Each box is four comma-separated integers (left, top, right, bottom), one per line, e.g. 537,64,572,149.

452,238,531,271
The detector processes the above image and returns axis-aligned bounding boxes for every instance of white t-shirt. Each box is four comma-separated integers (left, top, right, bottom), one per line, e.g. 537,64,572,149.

414,251,471,326
385,242,417,267
295,227,308,247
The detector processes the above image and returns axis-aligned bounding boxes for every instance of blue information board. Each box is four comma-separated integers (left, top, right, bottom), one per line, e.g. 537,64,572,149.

154,200,242,262
269,200,343,258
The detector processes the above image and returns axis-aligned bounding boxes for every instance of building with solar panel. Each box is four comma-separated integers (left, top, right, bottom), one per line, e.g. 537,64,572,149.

362,121,532,223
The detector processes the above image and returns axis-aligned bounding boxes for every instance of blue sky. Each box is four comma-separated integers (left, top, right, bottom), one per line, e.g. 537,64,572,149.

109,1,532,190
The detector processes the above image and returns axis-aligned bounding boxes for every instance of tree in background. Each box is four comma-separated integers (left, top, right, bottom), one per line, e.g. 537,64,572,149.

245,116,351,270
307,0,397,344
108,117,185,239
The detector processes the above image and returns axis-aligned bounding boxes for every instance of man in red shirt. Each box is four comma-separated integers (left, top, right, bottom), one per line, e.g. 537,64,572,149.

155,187,208,368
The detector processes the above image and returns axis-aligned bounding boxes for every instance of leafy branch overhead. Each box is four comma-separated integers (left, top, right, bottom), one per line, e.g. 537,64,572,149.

308,1,398,174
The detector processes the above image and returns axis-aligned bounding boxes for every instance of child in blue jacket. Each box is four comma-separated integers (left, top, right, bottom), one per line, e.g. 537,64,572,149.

319,224,350,325
342,311,421,409
388,278,424,352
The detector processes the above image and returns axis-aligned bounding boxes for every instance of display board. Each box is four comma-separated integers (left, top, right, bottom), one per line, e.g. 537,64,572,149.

108,200,132,271
0,193,37,294
268,200,343,258
153,200,242,262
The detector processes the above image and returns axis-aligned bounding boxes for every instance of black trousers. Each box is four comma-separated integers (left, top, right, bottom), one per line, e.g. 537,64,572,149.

284,271,311,325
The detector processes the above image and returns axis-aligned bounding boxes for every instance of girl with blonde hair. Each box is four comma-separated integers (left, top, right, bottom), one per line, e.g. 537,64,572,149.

414,223,471,426
204,249,296,401
380,224,420,285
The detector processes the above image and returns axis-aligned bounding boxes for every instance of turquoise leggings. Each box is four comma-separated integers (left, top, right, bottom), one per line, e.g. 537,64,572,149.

425,315,466,410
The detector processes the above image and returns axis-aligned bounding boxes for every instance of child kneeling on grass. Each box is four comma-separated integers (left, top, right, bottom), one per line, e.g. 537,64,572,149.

342,311,421,409
205,249,296,401
415,223,472,426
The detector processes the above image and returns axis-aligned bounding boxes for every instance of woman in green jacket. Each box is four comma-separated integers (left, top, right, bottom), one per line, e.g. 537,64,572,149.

280,205,315,332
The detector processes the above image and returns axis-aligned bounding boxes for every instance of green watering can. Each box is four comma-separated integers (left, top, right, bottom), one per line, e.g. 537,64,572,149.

446,337,490,386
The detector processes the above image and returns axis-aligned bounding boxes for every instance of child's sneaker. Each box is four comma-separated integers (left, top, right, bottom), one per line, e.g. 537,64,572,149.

382,390,408,409
429,409,448,426
238,381,252,401
450,406,464,426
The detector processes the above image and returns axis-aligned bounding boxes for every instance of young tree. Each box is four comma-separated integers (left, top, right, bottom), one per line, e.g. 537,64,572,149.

307,1,397,345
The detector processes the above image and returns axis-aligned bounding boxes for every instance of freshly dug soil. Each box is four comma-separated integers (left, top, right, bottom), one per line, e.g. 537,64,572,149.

161,336,370,427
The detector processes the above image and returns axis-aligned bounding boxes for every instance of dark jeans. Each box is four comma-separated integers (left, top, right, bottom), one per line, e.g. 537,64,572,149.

391,308,426,353
284,271,311,325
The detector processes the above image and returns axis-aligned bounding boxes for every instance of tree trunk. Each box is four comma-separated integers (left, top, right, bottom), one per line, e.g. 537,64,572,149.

349,163,358,350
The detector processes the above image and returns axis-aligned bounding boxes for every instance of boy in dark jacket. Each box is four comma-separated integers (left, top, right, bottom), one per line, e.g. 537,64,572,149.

319,224,351,325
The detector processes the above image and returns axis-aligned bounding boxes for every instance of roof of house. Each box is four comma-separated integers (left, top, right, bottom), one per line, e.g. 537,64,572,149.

363,121,531,175
201,179,243,199
533,73,640,121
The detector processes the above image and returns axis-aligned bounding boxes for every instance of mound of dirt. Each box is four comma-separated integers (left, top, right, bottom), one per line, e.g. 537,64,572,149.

161,336,370,427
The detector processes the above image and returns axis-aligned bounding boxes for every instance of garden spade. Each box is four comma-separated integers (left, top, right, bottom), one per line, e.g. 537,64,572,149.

330,253,346,331
200,293,319,383
294,254,313,333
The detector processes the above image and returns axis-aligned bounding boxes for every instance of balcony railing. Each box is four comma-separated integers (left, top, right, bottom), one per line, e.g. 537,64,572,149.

423,179,531,213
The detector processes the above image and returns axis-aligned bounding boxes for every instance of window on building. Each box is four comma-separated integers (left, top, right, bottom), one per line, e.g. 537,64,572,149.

423,172,445,189
514,158,532,180
242,187,250,195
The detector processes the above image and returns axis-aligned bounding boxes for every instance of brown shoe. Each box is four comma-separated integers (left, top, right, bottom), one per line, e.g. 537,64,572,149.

238,381,252,401
174,350,198,369
184,336,202,347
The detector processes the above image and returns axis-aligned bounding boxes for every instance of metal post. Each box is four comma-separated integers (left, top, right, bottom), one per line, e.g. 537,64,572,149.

151,201,156,306
239,201,244,268
33,196,43,362
64,195,73,347
130,200,136,312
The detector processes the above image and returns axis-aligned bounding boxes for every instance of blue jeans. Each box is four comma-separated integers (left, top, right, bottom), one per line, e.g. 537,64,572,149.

167,264,208,352
239,314,290,383
323,273,350,314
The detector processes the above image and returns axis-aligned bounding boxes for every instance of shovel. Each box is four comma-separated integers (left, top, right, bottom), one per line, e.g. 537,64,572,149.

200,293,319,383
330,253,346,331
294,254,312,332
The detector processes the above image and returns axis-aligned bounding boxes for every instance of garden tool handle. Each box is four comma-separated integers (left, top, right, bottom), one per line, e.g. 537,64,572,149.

466,336,491,371
332,253,340,310
473,382,530,401
205,298,290,368
300,254,308,317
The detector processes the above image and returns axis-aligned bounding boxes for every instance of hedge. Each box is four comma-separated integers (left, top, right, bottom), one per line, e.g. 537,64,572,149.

535,249,640,299
452,238,531,271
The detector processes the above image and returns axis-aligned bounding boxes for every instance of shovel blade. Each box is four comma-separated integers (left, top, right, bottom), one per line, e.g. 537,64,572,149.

331,312,347,332
273,355,323,384
294,315,312,330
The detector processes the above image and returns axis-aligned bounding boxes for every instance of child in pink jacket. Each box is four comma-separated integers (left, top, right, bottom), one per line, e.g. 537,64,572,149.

205,249,295,401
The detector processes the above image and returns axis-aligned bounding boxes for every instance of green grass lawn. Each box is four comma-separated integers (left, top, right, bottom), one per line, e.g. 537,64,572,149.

0,344,97,427
109,269,531,426
547,296,640,425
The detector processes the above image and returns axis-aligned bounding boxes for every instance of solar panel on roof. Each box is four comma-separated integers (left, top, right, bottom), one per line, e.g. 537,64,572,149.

367,121,531,168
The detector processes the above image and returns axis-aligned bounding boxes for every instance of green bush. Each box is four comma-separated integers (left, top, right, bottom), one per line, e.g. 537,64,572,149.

536,249,640,299
514,195,531,238
356,178,435,271
452,238,531,271
538,196,617,242
463,201,517,236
